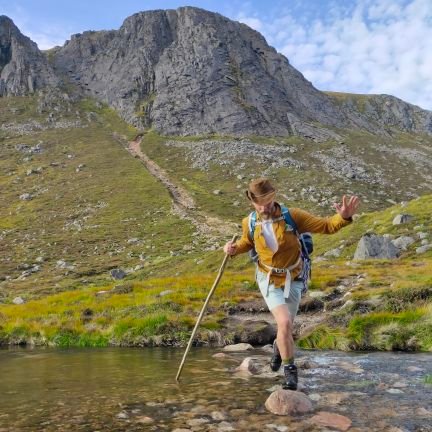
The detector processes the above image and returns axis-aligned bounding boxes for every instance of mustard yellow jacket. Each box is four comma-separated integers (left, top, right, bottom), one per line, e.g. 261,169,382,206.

233,203,352,286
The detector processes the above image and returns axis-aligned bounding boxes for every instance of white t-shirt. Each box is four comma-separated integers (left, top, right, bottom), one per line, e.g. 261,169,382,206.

261,221,278,252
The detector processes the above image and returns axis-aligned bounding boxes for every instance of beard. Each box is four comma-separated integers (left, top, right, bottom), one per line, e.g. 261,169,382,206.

258,203,275,220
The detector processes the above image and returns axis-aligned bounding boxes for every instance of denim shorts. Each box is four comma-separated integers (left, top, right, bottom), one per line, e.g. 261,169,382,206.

256,269,303,318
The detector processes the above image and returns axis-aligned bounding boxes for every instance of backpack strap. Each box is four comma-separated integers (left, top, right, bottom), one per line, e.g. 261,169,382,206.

248,211,257,241
281,206,311,260
281,206,298,234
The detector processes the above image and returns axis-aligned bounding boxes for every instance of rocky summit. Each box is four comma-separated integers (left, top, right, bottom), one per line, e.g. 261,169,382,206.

1,7,432,138
0,15,60,96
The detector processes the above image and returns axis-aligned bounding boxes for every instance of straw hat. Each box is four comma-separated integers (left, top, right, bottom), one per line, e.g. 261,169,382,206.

245,178,276,205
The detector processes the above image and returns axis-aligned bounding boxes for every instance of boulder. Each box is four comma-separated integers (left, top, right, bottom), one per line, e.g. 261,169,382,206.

299,296,324,313
110,269,126,280
354,234,399,259
223,343,254,352
323,247,342,258
56,260,75,270
392,214,414,225
265,390,313,415
220,317,276,345
391,236,415,250
19,193,33,201
416,245,432,254
12,296,25,305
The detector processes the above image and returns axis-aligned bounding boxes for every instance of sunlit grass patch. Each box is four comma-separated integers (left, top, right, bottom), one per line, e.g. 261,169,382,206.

298,326,349,350
347,308,429,350
0,270,257,347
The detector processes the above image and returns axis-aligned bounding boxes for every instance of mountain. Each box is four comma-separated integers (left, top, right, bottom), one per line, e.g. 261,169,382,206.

0,7,431,302
1,8,432,139
0,15,59,96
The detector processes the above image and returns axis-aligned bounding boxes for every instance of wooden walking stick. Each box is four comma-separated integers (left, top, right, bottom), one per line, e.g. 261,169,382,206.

175,233,238,382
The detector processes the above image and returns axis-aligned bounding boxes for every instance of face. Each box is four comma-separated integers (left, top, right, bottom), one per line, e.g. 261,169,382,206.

252,200,275,220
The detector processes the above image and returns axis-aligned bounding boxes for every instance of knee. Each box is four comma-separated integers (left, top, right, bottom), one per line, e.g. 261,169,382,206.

277,317,293,334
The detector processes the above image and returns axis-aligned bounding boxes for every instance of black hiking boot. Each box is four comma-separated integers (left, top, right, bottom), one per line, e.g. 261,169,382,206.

270,339,282,372
282,364,298,391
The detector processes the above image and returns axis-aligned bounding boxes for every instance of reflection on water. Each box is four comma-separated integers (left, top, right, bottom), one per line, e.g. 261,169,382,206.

0,347,431,431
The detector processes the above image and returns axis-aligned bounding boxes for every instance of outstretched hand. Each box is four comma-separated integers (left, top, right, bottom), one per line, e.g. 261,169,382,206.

334,195,360,220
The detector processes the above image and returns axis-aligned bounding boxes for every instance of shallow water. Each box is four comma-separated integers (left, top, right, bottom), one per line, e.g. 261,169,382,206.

0,347,431,431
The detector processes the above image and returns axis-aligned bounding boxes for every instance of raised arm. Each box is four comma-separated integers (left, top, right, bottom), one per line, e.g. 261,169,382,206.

291,195,360,234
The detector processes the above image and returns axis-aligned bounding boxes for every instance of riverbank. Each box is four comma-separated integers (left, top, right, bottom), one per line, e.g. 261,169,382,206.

1,258,431,351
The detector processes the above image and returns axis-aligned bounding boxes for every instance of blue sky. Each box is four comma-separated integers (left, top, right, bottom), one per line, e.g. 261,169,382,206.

1,0,431,110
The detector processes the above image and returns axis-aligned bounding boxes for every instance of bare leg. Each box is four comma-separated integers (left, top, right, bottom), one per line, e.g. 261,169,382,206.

270,304,294,360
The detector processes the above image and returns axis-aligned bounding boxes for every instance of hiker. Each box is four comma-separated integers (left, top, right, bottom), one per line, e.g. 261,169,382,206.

223,178,360,390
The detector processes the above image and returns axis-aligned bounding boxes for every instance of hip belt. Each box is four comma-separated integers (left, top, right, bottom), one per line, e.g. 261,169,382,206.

259,257,302,299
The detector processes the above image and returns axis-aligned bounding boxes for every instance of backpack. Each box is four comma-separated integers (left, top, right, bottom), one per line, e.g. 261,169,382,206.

248,206,312,293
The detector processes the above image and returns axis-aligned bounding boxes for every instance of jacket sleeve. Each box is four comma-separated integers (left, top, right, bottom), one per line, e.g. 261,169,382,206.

233,217,254,255
290,208,352,234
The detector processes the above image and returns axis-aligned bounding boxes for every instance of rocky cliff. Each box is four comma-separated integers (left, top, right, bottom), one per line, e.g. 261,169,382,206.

1,8,431,138
0,15,59,96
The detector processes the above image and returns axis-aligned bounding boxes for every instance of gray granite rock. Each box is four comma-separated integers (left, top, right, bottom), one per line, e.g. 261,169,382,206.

0,16,60,96
48,8,432,138
354,234,399,259
3,9,432,138
391,236,415,250
392,214,414,225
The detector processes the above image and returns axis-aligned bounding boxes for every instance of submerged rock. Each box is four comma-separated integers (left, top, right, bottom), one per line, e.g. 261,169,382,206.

309,411,352,431
235,357,261,375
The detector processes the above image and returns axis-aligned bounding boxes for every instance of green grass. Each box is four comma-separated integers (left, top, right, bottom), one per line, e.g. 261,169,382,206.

0,96,196,298
298,307,432,351
0,270,260,347
297,326,349,350
2,94,432,351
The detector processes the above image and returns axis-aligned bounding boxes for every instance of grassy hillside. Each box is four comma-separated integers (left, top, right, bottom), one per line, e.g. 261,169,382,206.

0,96,197,299
1,94,431,351
0,191,431,350
139,128,432,224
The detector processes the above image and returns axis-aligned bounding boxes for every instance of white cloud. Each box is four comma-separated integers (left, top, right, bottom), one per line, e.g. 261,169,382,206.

233,0,432,110
237,15,263,32
23,29,69,50
0,3,71,49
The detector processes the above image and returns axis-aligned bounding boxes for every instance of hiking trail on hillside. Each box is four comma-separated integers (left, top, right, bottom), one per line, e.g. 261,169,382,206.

126,136,238,246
